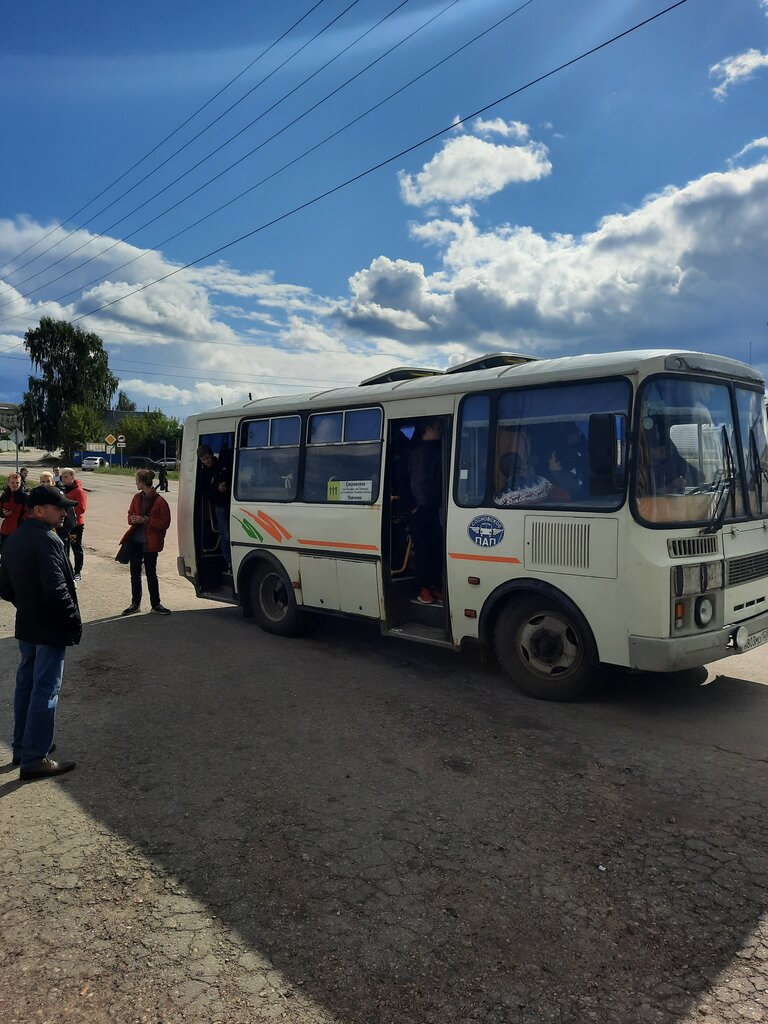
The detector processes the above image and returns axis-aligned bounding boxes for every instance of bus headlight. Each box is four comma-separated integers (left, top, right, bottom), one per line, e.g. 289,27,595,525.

672,561,724,596
694,596,714,628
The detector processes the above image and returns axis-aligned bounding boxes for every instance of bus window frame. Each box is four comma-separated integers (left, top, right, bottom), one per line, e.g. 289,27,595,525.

235,414,302,503
302,405,384,505
452,375,633,513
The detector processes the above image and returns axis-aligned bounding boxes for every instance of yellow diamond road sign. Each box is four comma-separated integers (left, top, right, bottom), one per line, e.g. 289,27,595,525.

105,434,116,445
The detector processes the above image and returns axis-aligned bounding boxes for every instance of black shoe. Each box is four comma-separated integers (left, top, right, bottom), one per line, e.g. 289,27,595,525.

122,604,140,616
13,743,55,767
151,604,171,615
20,757,76,780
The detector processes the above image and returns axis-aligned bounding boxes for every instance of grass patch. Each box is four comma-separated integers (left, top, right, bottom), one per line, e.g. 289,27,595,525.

96,466,179,480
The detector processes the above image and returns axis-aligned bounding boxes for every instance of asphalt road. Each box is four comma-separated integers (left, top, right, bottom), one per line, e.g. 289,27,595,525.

1,459,766,1024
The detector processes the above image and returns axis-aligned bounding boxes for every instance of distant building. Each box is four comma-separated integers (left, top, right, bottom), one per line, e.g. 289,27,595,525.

0,402,22,428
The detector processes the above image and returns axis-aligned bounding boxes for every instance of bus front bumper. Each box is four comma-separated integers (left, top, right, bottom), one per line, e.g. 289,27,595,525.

628,608,768,673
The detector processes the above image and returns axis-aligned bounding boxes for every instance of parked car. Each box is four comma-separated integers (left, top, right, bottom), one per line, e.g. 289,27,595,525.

155,458,179,469
126,456,160,470
81,456,109,470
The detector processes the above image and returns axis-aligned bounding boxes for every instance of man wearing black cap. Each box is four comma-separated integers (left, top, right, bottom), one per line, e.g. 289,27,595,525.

0,485,81,779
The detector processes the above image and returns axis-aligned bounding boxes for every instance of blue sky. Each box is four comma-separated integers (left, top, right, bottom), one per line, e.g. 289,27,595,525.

1,0,767,422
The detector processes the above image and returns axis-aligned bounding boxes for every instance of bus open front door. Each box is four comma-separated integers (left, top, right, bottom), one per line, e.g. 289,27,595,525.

193,430,235,599
382,415,453,647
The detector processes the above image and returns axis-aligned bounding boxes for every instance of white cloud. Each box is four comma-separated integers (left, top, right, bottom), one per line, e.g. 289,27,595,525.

336,162,768,359
473,117,529,140
729,136,768,163
710,49,768,98
399,134,552,206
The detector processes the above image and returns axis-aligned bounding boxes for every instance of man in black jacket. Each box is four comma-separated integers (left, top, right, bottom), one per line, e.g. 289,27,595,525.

0,486,81,780
197,444,231,570
409,419,444,605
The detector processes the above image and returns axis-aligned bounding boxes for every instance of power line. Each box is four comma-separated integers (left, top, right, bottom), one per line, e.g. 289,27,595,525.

0,0,365,289
0,0,413,306
0,0,527,326
0,0,331,278
0,347,358,388
66,0,691,331
1,318,444,365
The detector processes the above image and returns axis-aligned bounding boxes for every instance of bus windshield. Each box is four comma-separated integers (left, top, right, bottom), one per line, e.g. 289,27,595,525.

736,386,768,518
634,377,745,526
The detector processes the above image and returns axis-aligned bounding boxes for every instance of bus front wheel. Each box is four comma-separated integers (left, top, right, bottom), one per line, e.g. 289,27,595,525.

250,564,302,637
494,597,599,701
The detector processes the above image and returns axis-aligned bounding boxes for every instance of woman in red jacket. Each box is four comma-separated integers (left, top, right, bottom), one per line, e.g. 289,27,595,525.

59,468,87,581
120,469,172,616
0,472,27,553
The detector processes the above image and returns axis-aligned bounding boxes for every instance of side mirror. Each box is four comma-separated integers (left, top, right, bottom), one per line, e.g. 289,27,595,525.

589,413,627,493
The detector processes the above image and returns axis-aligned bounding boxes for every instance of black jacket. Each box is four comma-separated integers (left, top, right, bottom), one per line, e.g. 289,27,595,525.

0,518,82,646
409,440,442,509
198,456,230,508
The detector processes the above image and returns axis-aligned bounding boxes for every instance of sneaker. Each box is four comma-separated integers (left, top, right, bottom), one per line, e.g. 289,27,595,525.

73,572,81,582
430,588,444,604
122,604,140,616
151,604,172,615
416,587,434,605
20,757,76,781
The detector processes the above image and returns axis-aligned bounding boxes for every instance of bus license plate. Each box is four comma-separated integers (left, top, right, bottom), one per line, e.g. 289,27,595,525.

745,628,768,652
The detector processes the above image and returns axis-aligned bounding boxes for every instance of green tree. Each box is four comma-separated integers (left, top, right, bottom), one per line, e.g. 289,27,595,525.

116,410,183,456
22,317,118,450
60,404,107,459
116,389,137,412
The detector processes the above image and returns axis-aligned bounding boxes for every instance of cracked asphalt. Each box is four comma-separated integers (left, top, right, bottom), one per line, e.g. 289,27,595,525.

1,465,767,1023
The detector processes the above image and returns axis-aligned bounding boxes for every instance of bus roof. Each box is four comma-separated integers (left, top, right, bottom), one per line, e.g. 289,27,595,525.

190,348,764,424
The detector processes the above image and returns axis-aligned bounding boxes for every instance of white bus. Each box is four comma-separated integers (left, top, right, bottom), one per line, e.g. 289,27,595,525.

177,349,768,700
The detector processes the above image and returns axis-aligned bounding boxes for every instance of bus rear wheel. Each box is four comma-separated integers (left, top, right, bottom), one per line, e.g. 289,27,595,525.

494,597,599,701
250,564,302,637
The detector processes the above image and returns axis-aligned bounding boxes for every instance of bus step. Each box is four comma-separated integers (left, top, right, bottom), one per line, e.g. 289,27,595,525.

385,622,451,648
408,597,445,628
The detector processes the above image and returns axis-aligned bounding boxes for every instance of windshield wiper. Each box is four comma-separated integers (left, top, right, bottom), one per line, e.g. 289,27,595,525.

701,426,736,535
749,426,768,509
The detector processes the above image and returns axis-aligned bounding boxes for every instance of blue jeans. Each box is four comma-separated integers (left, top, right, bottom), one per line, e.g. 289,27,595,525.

13,642,66,768
128,541,160,608
215,505,231,568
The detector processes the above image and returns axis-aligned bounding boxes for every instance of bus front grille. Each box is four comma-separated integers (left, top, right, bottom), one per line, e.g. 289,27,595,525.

668,536,719,558
727,551,768,587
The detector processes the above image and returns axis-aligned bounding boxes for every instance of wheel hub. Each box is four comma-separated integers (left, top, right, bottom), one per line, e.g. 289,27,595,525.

519,612,580,676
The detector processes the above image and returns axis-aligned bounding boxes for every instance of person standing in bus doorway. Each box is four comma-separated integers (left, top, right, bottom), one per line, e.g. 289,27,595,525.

196,444,231,571
409,419,444,605
0,485,80,779
121,469,172,616
59,468,87,582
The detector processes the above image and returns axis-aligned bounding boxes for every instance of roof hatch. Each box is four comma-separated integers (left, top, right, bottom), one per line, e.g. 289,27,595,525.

359,366,443,386
444,352,538,374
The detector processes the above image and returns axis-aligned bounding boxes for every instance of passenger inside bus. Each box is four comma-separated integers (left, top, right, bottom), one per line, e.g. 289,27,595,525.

495,428,556,505
639,420,704,496
197,444,232,571
409,419,443,605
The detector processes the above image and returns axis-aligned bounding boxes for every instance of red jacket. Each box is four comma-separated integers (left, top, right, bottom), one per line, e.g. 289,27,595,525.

0,488,26,536
120,490,171,553
63,479,87,526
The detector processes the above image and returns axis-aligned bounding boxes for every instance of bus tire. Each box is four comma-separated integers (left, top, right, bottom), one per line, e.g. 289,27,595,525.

250,563,302,637
494,596,599,701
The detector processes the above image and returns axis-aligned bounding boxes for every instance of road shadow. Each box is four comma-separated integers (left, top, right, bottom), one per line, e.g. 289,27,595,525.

1,609,767,1023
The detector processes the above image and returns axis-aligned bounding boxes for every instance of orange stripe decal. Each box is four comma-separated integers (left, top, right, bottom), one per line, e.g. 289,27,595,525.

298,539,379,551
240,508,282,543
257,509,292,541
448,552,521,564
